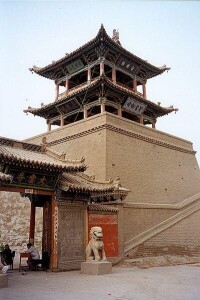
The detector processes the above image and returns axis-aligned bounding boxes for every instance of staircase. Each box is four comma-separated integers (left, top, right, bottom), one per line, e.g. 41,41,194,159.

124,192,200,253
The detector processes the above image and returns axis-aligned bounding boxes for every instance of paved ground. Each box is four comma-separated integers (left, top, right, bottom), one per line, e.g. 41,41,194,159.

0,264,200,300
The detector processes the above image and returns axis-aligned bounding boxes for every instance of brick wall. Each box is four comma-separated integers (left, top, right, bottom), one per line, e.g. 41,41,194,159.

123,207,176,242
0,192,43,264
105,115,200,204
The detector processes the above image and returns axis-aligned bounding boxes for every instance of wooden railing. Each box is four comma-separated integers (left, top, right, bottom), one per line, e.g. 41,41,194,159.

57,78,98,101
115,81,144,98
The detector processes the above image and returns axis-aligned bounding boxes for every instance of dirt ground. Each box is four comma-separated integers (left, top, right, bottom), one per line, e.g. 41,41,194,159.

0,263,200,300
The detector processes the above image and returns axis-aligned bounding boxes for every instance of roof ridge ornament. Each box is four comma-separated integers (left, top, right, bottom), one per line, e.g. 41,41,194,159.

112,29,121,46
41,136,47,152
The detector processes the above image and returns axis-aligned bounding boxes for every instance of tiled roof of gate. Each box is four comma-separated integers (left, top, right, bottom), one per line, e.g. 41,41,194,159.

0,137,86,172
0,138,130,200
58,172,130,196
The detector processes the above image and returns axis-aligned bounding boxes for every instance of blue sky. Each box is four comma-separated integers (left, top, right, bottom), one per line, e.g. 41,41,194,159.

0,1,200,164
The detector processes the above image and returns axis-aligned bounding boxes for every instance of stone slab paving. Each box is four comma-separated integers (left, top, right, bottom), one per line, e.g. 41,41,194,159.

0,264,200,300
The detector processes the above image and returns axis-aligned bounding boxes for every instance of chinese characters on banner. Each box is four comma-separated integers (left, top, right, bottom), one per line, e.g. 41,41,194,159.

10,169,57,190
118,57,137,74
66,59,84,74
123,97,147,115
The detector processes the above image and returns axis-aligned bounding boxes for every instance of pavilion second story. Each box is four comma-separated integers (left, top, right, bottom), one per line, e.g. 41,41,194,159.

26,25,177,131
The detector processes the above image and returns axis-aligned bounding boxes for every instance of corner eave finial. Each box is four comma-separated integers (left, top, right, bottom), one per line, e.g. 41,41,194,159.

159,64,171,72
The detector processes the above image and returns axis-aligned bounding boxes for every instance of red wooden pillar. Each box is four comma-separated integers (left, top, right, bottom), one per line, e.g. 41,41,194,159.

100,61,104,76
83,105,88,119
152,122,156,129
85,207,89,249
88,68,91,83
142,83,147,99
60,115,64,127
101,101,105,113
118,105,122,117
133,77,137,92
55,84,59,100
65,78,69,94
47,122,51,132
140,116,144,125
50,195,58,270
112,67,116,83
29,202,36,245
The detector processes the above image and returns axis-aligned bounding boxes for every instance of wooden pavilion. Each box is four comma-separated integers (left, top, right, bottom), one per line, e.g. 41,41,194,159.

26,24,177,130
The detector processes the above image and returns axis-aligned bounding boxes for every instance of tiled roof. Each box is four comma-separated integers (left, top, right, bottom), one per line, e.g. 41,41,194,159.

58,172,130,198
24,75,176,117
29,24,169,80
0,137,86,172
0,138,129,200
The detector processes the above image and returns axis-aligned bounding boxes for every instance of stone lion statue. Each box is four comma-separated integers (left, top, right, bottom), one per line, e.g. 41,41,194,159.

86,226,107,261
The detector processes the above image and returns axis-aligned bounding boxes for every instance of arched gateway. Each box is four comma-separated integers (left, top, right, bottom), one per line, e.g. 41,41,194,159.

0,137,129,271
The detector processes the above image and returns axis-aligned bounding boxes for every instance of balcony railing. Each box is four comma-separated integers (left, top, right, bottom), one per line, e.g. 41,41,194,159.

115,81,144,98
56,78,144,102
56,78,98,101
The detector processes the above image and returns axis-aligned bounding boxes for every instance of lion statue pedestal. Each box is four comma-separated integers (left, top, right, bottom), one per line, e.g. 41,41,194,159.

81,226,112,275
